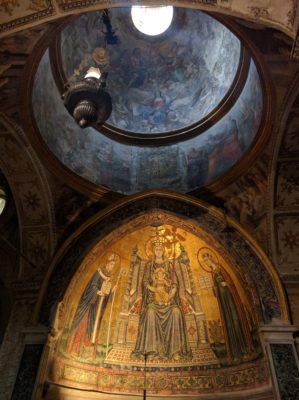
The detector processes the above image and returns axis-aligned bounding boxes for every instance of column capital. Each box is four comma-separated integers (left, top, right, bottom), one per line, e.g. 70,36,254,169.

259,322,299,342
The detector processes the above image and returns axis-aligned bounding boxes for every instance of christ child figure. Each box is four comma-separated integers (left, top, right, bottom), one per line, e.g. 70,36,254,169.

148,266,172,305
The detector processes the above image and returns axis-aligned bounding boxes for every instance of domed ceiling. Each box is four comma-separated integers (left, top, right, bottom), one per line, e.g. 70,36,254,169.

60,8,240,135
31,7,264,195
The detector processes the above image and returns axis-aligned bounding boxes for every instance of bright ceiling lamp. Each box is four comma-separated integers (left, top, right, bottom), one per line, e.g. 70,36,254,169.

131,5,174,36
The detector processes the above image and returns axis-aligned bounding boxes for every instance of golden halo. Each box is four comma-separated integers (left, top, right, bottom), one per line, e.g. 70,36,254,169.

197,247,219,273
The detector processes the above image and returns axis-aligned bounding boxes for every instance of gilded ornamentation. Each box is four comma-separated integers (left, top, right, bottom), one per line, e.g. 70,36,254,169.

248,6,269,19
0,0,296,38
27,0,47,11
39,206,279,395
41,197,283,326
0,0,20,16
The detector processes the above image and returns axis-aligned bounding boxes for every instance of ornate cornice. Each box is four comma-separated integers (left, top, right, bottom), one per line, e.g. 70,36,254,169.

0,1,298,39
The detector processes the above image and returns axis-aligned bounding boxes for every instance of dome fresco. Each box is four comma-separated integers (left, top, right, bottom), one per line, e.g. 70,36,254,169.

32,7,263,195
60,8,241,134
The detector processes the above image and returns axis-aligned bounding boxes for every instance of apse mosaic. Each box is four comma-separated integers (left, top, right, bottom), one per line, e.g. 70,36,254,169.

50,214,265,395
60,8,241,134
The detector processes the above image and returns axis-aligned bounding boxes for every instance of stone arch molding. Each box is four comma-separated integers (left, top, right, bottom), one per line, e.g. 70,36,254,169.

0,113,56,280
34,191,289,399
269,70,299,276
0,0,298,39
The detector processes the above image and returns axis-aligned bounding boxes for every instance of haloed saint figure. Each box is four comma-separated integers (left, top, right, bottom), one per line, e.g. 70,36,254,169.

132,241,191,361
66,253,119,357
201,252,253,361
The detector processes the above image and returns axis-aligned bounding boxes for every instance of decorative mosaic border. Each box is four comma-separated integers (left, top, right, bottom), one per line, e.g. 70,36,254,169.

57,0,217,12
52,355,269,394
0,0,297,38
0,1,55,34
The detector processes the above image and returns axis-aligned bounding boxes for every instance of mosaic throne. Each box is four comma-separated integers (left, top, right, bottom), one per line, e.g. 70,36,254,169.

105,245,219,367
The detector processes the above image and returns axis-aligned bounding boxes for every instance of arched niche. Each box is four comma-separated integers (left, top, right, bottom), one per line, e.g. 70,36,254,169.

35,191,289,399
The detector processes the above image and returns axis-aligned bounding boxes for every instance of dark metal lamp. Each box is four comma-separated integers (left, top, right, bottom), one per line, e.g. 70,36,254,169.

62,67,112,128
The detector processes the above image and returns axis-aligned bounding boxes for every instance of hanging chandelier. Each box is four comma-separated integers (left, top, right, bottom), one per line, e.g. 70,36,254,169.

62,6,174,128
61,9,117,128
62,67,112,128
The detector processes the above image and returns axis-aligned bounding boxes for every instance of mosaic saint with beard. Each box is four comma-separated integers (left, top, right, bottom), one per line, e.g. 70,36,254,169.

66,253,118,357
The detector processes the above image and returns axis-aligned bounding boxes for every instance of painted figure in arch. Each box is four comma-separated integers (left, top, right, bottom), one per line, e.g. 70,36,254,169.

201,252,253,361
132,239,191,361
66,253,119,357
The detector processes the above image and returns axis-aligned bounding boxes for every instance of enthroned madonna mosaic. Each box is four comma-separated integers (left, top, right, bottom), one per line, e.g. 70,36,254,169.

50,212,269,395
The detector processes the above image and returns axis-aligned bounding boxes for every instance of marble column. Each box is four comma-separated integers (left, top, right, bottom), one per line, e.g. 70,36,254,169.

259,323,299,400
0,282,49,400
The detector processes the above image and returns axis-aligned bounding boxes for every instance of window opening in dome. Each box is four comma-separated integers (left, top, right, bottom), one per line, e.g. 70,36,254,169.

0,188,6,216
131,6,174,36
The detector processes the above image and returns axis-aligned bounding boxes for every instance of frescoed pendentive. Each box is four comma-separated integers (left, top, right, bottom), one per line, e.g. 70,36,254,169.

52,214,265,395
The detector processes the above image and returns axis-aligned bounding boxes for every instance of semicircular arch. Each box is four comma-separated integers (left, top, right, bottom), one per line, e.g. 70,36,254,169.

0,113,56,279
36,190,288,326
34,190,289,399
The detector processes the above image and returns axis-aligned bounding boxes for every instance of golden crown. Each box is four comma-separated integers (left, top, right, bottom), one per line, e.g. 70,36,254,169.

152,236,166,247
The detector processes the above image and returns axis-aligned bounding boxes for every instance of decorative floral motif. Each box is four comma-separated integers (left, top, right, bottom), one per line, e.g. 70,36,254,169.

281,230,299,252
56,356,268,393
23,189,41,211
248,6,269,19
0,0,20,16
25,231,49,268
275,216,299,268
27,0,47,11
276,162,299,208
0,0,54,35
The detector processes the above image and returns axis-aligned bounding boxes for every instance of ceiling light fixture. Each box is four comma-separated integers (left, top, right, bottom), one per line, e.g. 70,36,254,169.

62,9,116,128
131,5,174,36
62,67,112,128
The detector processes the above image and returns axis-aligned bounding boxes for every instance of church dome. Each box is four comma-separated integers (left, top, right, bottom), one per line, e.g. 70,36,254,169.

31,7,268,195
